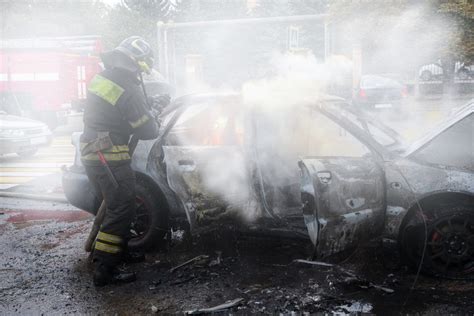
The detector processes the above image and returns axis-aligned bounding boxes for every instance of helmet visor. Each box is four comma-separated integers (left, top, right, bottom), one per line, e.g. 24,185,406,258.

130,39,151,58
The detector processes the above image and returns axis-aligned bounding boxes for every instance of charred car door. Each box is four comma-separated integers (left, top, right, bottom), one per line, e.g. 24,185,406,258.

299,105,386,258
161,96,255,229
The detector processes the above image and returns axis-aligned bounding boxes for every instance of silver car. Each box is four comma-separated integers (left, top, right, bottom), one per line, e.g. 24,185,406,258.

62,94,473,278
0,111,52,157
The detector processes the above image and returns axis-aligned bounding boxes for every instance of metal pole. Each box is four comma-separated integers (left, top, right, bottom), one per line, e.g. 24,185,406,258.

168,27,176,87
156,21,168,79
414,66,420,99
160,14,327,30
352,44,362,100
163,29,169,81
324,21,330,61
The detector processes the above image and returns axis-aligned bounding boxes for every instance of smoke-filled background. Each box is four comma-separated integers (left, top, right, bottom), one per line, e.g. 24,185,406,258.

1,0,473,220
2,1,472,86
1,3,474,315
154,1,473,222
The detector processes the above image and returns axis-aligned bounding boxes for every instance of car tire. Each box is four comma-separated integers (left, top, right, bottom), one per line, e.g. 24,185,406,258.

128,179,169,251
420,70,432,81
17,148,38,158
400,204,474,279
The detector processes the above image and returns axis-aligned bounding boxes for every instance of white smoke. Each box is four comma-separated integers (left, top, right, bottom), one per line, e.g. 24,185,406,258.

243,52,352,110
168,5,463,223
170,51,355,222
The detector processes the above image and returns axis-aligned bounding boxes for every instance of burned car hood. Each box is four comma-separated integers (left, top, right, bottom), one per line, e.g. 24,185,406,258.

403,100,473,157
307,100,406,158
316,98,473,160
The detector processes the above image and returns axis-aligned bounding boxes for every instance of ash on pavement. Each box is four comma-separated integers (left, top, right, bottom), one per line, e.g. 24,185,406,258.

0,214,473,315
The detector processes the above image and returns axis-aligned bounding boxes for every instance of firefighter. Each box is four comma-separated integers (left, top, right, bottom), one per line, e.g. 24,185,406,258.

80,36,168,286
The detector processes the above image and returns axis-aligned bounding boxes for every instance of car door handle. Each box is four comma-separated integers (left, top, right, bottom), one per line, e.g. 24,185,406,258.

178,159,195,166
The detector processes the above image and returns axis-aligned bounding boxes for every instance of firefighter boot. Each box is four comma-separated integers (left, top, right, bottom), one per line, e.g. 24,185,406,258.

93,263,136,287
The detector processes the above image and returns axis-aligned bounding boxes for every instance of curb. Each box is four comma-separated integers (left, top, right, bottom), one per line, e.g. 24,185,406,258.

0,191,68,203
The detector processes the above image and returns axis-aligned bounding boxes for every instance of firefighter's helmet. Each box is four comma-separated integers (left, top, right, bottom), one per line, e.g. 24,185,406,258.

116,36,154,73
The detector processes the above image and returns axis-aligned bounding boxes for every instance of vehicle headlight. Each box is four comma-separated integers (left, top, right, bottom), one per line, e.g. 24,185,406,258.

0,129,26,138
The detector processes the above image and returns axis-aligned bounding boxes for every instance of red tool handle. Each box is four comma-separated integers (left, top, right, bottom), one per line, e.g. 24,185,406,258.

97,151,119,188
97,151,107,164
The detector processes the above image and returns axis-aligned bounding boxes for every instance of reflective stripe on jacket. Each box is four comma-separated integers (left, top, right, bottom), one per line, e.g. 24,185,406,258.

80,67,158,166
88,75,125,106
80,143,131,162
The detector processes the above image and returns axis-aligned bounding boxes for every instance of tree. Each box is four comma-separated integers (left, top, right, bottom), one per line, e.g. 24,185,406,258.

438,0,474,64
174,0,248,22
101,4,157,49
0,0,107,38
326,0,474,78
121,0,178,20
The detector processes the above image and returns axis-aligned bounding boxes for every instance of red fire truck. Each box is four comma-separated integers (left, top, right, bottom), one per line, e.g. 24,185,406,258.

0,36,103,128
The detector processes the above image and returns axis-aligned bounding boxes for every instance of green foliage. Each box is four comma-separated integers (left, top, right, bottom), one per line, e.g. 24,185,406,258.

175,0,248,21
438,0,474,63
101,4,157,50
328,0,407,41
327,0,474,65
0,1,107,38
122,0,178,20
2,0,471,67
247,0,326,18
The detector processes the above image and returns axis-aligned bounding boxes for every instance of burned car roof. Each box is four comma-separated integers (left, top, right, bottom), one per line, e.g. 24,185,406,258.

306,97,473,160
162,94,472,162
163,93,402,154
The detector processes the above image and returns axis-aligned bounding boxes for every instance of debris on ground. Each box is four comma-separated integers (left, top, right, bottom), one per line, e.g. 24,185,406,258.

294,258,395,295
293,259,334,267
169,255,209,273
1,220,472,314
185,298,244,314
208,251,222,267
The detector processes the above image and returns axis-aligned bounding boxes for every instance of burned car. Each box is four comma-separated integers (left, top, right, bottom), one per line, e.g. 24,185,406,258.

62,93,473,278
300,100,473,279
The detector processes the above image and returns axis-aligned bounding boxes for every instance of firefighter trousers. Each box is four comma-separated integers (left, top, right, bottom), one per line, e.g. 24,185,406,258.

85,163,136,267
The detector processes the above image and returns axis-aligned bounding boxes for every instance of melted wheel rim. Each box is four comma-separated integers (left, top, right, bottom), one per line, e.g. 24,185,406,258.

426,213,474,276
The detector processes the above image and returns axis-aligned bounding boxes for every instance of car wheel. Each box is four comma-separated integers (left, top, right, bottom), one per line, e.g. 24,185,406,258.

128,179,169,251
400,204,474,279
17,148,38,158
420,70,432,81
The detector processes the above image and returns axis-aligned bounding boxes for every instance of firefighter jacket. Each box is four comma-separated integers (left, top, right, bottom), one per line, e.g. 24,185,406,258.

80,67,158,166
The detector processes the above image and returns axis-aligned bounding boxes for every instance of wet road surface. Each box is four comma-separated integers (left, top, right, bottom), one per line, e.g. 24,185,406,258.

1,98,473,314
0,208,473,315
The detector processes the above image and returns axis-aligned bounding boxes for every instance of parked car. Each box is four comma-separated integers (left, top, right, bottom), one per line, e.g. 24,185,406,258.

419,62,474,81
62,93,473,278
0,111,52,157
353,75,408,111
